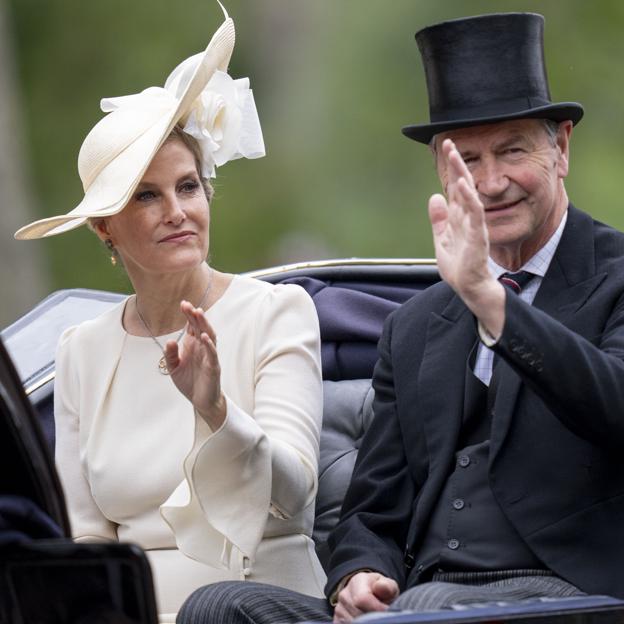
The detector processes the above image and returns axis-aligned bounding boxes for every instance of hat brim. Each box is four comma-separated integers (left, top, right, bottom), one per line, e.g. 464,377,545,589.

401,102,584,144
15,14,235,240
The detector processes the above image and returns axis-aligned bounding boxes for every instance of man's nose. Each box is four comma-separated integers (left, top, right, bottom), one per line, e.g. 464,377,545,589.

474,159,509,198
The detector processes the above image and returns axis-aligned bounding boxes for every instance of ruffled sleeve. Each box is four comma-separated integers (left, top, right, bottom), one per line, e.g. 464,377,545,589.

160,283,322,566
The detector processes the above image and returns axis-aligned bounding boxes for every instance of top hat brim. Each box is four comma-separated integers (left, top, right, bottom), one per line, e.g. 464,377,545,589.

402,101,584,145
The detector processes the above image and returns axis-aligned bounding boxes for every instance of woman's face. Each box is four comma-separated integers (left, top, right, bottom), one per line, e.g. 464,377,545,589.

96,139,210,278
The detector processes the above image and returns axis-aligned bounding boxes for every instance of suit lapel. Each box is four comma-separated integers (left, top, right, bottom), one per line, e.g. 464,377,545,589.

417,294,475,471
491,205,606,456
533,206,606,322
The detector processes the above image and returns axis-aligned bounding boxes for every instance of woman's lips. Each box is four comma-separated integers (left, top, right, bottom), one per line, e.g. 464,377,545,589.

158,231,196,243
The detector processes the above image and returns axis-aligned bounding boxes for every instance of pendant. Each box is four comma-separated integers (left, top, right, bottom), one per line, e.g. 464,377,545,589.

158,356,170,375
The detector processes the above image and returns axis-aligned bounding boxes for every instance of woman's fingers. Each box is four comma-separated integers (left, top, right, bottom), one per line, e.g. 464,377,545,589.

163,340,180,372
180,300,218,344
200,331,220,370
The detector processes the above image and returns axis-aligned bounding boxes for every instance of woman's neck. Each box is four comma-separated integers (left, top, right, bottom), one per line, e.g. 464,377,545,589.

125,263,214,336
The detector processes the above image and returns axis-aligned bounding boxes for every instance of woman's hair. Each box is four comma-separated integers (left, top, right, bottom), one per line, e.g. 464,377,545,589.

164,125,214,202
88,126,214,258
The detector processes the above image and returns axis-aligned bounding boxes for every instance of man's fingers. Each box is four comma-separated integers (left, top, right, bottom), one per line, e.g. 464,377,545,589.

335,593,360,619
349,591,389,613
442,138,465,191
457,177,486,232
332,604,354,623
442,138,479,226
336,572,395,622
372,577,400,602
449,146,473,185
428,193,448,236
446,139,476,190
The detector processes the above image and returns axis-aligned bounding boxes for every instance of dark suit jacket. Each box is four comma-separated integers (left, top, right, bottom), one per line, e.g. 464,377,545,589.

326,205,624,599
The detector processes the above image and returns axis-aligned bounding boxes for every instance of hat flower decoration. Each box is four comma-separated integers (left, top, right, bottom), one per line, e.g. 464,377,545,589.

15,1,265,240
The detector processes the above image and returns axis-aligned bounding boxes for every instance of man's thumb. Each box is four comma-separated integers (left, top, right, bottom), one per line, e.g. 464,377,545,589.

373,577,399,603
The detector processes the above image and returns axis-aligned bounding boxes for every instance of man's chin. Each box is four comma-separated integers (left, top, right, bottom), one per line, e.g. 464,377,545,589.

487,225,529,250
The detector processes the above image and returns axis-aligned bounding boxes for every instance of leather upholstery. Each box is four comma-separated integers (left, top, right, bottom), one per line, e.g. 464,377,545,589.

1,266,434,571
313,379,374,571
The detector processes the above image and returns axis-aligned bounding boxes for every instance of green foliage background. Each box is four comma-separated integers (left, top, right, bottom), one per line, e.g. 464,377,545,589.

7,0,624,296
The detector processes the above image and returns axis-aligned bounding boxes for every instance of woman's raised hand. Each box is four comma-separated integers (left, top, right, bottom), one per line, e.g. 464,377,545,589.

164,300,227,430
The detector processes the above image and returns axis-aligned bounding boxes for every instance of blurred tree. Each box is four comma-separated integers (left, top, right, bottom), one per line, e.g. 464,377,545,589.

0,0,47,326
4,0,624,317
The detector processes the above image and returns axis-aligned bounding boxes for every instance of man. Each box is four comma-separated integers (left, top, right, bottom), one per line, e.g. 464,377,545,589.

178,12,624,624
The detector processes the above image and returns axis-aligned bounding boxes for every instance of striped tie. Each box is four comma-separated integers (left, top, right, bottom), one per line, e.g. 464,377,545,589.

488,270,536,387
499,271,535,295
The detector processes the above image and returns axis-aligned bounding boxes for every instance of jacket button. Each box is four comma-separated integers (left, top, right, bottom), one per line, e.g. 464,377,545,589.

447,539,460,550
452,498,465,510
458,455,470,467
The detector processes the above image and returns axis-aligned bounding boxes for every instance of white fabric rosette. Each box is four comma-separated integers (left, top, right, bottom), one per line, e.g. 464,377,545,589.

175,70,265,178
100,64,265,179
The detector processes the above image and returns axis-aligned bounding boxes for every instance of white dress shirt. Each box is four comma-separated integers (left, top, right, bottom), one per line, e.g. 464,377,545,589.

474,210,568,385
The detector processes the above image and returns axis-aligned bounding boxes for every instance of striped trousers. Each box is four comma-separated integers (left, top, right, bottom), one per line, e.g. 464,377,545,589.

177,571,584,624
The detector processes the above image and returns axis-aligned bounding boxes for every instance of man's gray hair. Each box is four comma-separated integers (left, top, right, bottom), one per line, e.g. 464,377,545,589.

429,118,562,155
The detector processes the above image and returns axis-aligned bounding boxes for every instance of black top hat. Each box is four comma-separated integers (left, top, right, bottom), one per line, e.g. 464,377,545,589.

402,12,584,144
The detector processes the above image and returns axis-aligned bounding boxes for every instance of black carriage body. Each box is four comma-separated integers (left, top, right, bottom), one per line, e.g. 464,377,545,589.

2,259,624,623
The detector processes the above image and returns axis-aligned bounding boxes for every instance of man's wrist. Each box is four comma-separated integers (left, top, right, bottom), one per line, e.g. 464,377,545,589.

329,569,374,606
462,279,506,340
478,320,499,347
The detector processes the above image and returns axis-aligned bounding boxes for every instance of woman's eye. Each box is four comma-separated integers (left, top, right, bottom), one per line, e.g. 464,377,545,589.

180,181,200,193
136,190,155,202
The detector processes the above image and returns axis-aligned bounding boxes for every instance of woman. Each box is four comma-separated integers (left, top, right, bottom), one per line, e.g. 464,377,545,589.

15,8,326,623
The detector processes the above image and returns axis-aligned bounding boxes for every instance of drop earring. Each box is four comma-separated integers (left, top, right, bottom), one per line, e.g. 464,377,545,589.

105,239,117,266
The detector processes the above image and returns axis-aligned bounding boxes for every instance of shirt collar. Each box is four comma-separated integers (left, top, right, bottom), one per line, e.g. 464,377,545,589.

488,208,568,280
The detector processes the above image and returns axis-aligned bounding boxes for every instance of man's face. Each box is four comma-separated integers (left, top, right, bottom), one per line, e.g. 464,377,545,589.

435,118,572,262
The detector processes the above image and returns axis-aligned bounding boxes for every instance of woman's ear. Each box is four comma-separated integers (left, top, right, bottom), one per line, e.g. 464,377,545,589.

92,218,111,243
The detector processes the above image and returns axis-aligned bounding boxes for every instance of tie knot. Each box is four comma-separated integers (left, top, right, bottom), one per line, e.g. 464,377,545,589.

499,271,535,295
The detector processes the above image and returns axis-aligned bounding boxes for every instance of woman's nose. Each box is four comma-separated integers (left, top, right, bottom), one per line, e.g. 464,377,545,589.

162,195,186,224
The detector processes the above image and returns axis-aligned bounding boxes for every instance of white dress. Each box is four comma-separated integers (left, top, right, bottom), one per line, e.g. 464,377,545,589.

54,275,327,622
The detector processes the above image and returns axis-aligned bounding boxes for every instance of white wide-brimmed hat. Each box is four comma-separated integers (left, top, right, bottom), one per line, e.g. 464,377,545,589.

15,2,265,240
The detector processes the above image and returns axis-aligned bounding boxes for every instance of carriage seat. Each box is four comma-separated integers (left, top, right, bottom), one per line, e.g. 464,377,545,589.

2,263,437,573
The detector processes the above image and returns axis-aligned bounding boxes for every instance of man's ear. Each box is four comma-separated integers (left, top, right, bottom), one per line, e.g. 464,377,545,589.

555,120,573,179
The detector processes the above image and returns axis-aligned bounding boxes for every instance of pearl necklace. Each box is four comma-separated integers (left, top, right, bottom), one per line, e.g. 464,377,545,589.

135,268,213,375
